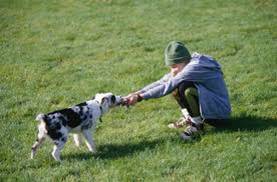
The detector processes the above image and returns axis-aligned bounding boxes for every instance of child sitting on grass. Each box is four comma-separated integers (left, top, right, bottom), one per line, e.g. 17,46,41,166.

123,41,231,140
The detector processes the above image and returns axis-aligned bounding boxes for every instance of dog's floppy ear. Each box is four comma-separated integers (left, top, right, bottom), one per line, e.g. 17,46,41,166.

111,95,116,103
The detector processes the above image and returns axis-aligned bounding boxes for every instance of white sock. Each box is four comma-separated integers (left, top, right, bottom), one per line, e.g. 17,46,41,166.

181,108,203,125
181,108,190,119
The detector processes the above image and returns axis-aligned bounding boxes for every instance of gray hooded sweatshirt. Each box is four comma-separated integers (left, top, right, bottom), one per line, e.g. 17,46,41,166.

139,52,231,120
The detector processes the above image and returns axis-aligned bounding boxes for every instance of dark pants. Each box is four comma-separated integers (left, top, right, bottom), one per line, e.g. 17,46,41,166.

172,81,200,117
172,81,227,127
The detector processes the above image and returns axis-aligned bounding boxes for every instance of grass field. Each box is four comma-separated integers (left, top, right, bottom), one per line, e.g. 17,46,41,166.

0,0,276,181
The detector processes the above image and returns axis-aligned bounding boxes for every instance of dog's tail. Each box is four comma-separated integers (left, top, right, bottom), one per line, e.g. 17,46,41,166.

35,113,46,122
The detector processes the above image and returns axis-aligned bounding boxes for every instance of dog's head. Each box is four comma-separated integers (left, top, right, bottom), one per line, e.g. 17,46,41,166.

94,93,122,108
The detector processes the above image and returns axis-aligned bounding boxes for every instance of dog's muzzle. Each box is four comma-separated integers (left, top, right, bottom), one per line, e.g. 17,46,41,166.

114,96,124,106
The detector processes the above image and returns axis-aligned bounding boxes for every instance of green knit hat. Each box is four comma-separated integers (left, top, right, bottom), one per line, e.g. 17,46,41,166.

164,41,191,66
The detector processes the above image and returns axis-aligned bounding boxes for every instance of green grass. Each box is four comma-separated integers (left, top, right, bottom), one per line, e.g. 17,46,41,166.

1,0,276,181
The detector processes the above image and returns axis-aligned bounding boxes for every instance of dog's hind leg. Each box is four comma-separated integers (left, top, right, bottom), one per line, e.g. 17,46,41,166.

31,123,47,159
73,134,82,147
31,136,46,159
82,129,96,153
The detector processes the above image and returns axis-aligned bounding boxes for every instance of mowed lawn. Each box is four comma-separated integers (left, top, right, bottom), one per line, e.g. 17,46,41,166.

0,0,276,181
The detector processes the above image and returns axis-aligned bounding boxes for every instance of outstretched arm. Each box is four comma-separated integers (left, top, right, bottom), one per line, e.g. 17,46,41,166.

139,74,170,94
123,74,171,105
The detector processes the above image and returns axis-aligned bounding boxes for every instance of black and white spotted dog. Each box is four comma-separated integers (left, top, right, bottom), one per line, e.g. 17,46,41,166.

31,93,123,161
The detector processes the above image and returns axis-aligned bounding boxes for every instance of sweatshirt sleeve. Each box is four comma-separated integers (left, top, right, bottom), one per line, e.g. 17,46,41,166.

140,71,187,99
140,63,214,99
139,74,171,94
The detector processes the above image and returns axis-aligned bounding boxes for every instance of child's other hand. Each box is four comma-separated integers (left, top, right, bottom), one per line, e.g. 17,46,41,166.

120,96,130,106
123,94,139,106
127,95,139,105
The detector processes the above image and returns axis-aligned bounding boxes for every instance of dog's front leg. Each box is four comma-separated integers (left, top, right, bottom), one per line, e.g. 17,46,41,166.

51,141,66,161
82,130,96,153
73,134,82,147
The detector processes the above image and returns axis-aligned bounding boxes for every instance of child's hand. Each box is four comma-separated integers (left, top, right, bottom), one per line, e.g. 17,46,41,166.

127,95,139,105
123,94,138,106
121,97,130,106
123,93,143,106
122,96,134,106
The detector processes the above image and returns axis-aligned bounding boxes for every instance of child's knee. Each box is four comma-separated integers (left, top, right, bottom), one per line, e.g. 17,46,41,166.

184,87,194,97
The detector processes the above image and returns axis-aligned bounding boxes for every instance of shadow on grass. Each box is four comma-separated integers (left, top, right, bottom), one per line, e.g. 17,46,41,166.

208,115,277,133
64,116,276,161
96,137,177,160
64,136,179,161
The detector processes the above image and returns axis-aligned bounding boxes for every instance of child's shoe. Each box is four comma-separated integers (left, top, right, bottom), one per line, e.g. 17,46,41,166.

167,117,187,129
180,117,204,140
